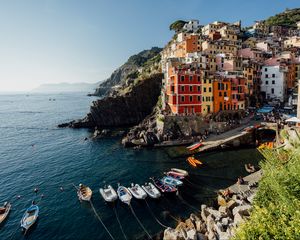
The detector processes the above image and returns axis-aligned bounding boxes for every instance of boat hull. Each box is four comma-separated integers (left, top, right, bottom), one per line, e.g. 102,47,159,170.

0,202,11,224
117,186,132,205
20,205,39,233
99,185,118,202
141,183,161,199
128,184,147,200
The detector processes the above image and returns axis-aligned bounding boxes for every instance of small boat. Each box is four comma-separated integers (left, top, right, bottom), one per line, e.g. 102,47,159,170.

77,184,92,201
128,183,147,200
151,177,177,193
141,183,161,199
161,176,183,187
99,185,118,202
20,204,39,234
0,202,11,224
187,157,197,167
165,171,185,180
171,168,189,177
117,185,132,205
187,142,203,151
187,156,202,165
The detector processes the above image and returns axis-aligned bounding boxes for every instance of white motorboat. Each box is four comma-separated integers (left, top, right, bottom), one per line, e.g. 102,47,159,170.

171,168,189,177
117,185,132,205
141,182,161,199
128,183,147,200
0,202,11,224
77,184,92,201
99,185,118,202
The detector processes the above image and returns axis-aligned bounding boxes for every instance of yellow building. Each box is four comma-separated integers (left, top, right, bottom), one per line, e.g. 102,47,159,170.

243,66,254,95
201,74,214,115
202,40,238,55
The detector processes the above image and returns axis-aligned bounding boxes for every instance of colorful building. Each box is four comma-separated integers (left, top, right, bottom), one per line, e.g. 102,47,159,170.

165,64,202,115
201,74,214,115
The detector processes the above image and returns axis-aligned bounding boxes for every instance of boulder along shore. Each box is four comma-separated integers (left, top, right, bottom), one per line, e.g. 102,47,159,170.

163,170,262,240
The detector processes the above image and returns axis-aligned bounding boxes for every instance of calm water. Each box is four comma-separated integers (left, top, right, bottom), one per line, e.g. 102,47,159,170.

0,93,263,240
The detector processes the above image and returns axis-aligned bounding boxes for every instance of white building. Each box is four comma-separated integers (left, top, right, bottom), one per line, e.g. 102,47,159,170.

260,65,287,102
284,36,300,48
182,20,200,32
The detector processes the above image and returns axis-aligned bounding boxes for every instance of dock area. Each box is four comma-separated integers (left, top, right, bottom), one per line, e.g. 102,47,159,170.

198,124,253,153
228,170,263,194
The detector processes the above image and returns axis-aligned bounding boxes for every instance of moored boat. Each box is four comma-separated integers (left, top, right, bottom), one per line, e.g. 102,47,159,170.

171,168,189,176
165,171,185,180
117,185,132,205
187,156,202,165
0,202,11,224
161,176,183,187
187,157,197,167
141,183,161,199
77,184,92,201
187,142,203,151
20,204,39,234
99,185,118,202
128,183,147,200
150,177,177,193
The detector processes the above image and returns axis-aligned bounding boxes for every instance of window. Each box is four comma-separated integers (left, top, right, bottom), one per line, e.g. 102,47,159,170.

202,96,205,101
197,96,201,101
272,74,275,78
181,86,185,92
209,79,212,84
189,76,193,82
266,81,269,85
272,80,275,84
189,86,193,92
181,76,185,82
203,87,207,92
219,92,222,97
197,86,201,92
209,87,212,92
197,76,201,82
271,88,274,94
224,92,227,97
265,74,268,78
181,96,185,102
189,96,193,102
204,79,207,84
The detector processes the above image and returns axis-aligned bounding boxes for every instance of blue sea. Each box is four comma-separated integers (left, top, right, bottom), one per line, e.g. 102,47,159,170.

0,93,263,240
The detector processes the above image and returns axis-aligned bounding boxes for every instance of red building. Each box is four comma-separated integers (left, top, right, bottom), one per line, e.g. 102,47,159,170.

165,64,202,114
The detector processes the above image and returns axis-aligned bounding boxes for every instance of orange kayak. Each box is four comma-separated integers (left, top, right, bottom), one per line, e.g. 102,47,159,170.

187,157,202,167
187,158,197,167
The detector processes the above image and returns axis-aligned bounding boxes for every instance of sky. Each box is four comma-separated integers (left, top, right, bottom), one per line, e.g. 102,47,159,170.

0,0,299,92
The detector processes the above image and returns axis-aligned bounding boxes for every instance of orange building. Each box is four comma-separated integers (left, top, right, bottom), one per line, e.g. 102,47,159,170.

213,78,232,112
213,76,246,112
165,64,202,114
175,35,200,58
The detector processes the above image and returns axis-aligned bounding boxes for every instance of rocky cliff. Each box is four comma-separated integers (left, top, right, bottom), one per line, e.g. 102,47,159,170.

62,73,163,129
92,47,162,97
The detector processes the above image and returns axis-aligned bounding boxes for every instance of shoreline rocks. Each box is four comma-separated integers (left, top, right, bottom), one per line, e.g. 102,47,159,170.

163,172,261,240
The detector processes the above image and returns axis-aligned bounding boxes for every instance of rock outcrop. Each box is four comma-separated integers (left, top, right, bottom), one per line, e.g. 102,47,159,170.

163,172,261,240
92,47,162,97
60,73,163,129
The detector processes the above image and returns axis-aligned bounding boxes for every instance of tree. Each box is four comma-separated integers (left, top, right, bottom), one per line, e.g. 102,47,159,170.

169,20,187,32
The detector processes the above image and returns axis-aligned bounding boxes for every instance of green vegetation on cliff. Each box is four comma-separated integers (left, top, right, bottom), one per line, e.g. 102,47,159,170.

169,20,187,32
265,8,300,27
234,129,300,239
